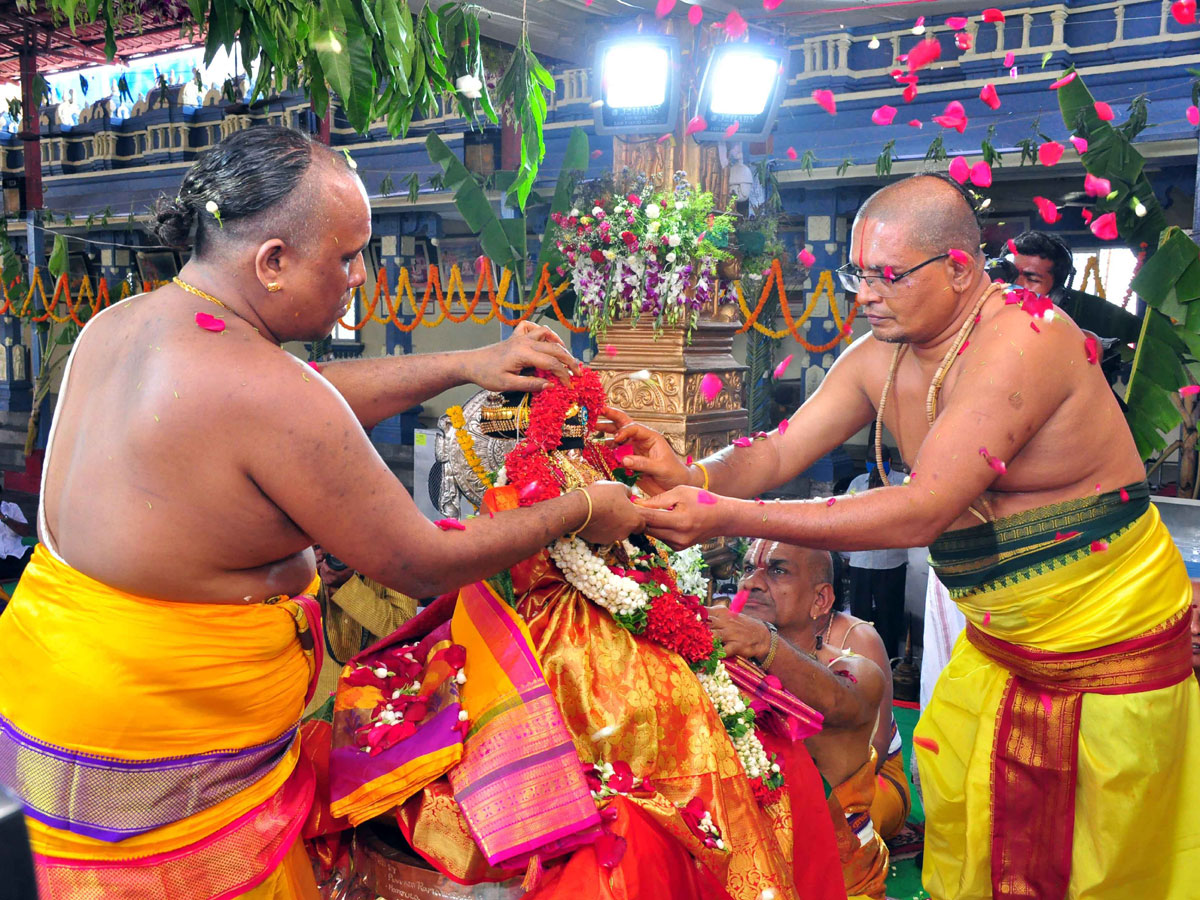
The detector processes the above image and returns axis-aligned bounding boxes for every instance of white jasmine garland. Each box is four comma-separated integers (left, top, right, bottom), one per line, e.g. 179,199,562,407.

549,537,646,617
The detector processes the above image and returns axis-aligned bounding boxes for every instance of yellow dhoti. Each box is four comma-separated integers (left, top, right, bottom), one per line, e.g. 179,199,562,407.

916,484,1200,900
0,547,322,899
827,749,888,900
867,719,910,841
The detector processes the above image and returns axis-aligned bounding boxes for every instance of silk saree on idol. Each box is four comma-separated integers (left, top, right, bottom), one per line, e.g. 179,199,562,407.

0,545,324,899
319,372,846,900
915,483,1200,900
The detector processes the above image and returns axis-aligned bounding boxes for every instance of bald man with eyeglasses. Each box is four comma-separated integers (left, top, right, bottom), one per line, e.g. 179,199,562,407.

607,173,1200,899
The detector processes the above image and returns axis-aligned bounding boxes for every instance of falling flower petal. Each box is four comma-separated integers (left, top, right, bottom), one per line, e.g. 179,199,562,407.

812,89,837,115
982,7,1005,22
1120,487,1130,503
603,344,618,357
908,118,923,128
590,149,604,159
700,372,723,402
933,100,968,132
1081,208,1094,225
797,248,816,267
1030,321,1042,333
1090,211,1118,240
786,146,798,160
724,8,748,38
883,265,895,281
1049,71,1077,90
983,612,992,626
724,121,740,138
1055,530,1081,541
763,0,784,8
1180,385,1200,396
730,589,750,614
697,490,718,505
903,83,919,103
656,133,673,144
688,4,703,24
685,455,694,466
914,736,940,754
1084,335,1100,364
946,15,968,29
1172,0,1196,25
979,446,1007,474
1069,135,1089,155
630,369,652,381
1040,693,1053,716
655,0,675,16
685,115,707,136
949,248,971,265
826,497,837,506
948,156,970,184
1084,173,1112,197
1094,101,1114,120
733,436,754,448
979,83,1001,110
1038,140,1064,167
435,518,467,531
774,353,795,379
970,161,993,187
195,311,225,332
1090,540,1109,553
907,38,942,73
955,32,973,51
779,419,789,435
1033,196,1061,224
872,104,897,125
1007,238,1018,255
1003,50,1015,67
1189,105,1200,126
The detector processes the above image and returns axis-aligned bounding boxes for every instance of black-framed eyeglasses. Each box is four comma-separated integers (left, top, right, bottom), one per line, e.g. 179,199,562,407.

836,253,950,296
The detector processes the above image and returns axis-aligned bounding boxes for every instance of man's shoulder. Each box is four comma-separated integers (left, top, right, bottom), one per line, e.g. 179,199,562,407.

828,650,886,703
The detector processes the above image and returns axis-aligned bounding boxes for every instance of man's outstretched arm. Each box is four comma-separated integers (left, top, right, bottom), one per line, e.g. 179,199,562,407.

315,322,577,428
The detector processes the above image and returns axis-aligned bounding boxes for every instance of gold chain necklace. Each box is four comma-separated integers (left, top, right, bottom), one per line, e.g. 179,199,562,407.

172,277,260,334
875,282,1004,522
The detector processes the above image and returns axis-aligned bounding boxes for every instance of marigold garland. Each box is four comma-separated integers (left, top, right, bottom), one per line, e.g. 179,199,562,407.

447,404,493,489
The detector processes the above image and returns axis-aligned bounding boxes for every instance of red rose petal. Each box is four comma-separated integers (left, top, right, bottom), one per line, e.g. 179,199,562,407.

913,736,940,754
903,84,919,103
700,372,722,403
730,588,750,614
797,248,816,267
656,133,672,144
733,436,753,448
774,353,795,379
786,146,798,160
1007,238,1018,255
970,161,993,187
955,32,973,51
983,612,992,626
688,4,703,24
1033,196,1061,224
1084,335,1100,364
724,8,748,38
590,149,604,158
948,248,971,265
907,37,942,73
871,104,897,125
1090,540,1109,553
908,118,923,128
948,156,970,184
603,344,618,357
812,89,837,115
194,311,226,332
595,832,627,869
1090,211,1118,241
1003,50,1015,67
826,497,837,506
654,0,675,16
763,0,784,9
724,121,740,138
1172,0,1196,25
1081,208,1094,225
980,83,1001,110
308,361,322,373
1038,140,1064,167
1120,487,1130,502
778,419,789,435
1049,72,1077,90
1070,135,1089,155
1084,172,1112,197
957,340,970,356
946,15,968,29
685,115,707,136
1039,693,1053,717
435,518,467,531
1179,385,1200,396
1094,101,1114,121
1189,105,1200,126
1055,530,1081,541
982,8,1005,22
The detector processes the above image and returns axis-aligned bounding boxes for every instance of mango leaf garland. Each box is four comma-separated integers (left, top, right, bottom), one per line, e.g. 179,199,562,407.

497,35,555,210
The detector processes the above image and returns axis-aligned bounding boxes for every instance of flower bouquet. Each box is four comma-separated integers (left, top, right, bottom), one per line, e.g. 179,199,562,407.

548,170,736,337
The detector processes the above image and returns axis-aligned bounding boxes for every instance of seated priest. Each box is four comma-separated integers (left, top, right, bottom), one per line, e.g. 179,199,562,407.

708,539,891,900
310,373,848,900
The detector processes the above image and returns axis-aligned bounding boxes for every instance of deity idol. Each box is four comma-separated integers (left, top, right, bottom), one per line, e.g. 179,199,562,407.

310,368,836,900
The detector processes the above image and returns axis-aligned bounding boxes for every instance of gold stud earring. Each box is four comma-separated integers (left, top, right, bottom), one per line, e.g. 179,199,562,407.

266,282,282,293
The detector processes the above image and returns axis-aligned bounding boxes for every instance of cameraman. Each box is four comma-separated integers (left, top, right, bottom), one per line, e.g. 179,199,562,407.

1010,230,1074,300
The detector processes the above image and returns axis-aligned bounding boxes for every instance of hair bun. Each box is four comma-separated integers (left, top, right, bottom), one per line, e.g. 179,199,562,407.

149,195,196,250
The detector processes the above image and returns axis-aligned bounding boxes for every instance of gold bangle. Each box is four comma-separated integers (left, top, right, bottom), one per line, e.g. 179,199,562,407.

694,461,710,491
761,628,779,671
568,488,593,540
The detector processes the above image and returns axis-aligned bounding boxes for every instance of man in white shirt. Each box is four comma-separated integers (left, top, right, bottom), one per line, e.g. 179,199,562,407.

844,447,908,659
0,493,32,583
